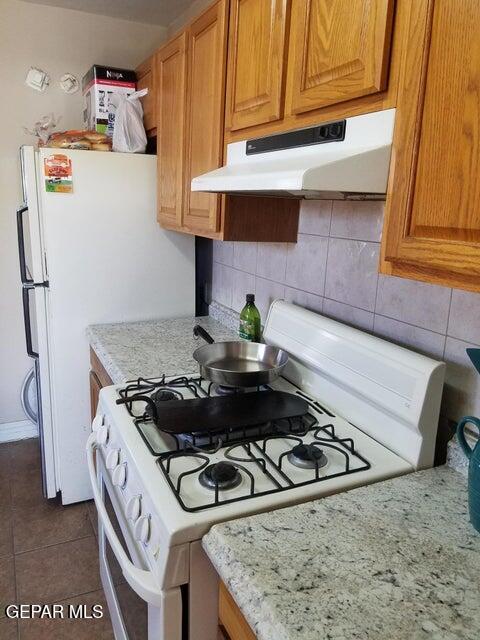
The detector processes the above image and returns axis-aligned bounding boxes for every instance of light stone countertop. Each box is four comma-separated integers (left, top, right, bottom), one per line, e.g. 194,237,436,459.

87,315,238,384
203,466,479,640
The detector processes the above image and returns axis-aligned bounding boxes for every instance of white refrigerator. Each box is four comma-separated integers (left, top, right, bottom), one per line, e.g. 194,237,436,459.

18,146,195,504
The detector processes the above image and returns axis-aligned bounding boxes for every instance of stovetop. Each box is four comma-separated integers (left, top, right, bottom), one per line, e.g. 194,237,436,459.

114,374,372,512
94,301,442,544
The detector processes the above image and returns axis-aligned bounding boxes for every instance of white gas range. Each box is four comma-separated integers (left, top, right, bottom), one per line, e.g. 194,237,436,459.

87,301,446,640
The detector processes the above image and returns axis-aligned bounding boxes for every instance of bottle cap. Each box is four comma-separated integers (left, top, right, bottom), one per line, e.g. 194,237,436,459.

246,293,255,303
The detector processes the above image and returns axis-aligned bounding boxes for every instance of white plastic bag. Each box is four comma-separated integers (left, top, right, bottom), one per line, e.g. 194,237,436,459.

111,89,148,153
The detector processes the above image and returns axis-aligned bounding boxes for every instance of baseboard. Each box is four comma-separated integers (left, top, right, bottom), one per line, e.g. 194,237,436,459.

0,419,38,443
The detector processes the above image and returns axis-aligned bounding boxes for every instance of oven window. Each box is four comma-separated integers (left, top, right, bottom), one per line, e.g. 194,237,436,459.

104,484,149,640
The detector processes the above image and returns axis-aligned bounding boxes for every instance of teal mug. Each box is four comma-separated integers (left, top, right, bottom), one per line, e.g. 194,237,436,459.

457,416,480,533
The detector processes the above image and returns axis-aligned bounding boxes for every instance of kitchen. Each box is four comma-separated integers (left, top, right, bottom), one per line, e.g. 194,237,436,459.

1,0,479,639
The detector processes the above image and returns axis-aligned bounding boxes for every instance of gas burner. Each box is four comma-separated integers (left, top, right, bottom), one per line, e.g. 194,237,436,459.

152,389,182,403
287,443,328,470
212,384,245,396
199,462,242,491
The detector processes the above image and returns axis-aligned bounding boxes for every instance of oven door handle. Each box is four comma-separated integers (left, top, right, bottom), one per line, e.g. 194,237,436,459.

86,433,163,607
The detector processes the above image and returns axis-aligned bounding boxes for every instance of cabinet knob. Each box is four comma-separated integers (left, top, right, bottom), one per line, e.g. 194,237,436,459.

112,463,127,489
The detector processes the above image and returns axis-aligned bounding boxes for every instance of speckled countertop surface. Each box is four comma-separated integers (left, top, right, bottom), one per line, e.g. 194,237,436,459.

203,466,479,640
87,316,238,383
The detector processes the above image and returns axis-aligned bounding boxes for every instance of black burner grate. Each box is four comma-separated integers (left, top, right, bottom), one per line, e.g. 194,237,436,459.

115,375,371,512
156,419,371,512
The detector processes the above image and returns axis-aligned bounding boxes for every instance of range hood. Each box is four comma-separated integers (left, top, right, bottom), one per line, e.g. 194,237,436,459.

191,109,396,200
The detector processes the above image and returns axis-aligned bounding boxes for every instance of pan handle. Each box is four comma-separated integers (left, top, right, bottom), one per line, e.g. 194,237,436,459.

193,325,215,344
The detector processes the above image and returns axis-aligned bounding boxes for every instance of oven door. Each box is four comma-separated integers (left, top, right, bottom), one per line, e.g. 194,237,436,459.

86,434,183,640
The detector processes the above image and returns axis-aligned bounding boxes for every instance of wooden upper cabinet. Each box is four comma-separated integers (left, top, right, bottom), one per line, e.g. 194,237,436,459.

382,0,480,292
225,0,290,132
155,33,187,228
286,0,394,115
136,55,157,134
183,0,229,235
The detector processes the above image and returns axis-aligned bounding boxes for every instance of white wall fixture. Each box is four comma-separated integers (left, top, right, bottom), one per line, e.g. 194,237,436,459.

60,73,79,94
25,67,50,92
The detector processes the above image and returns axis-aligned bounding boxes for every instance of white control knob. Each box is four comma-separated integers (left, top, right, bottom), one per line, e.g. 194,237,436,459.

106,448,120,470
92,414,104,432
126,495,142,521
134,515,151,545
112,463,127,488
96,424,110,446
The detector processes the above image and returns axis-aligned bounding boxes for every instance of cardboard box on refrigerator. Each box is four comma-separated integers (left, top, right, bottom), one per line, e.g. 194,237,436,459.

82,65,136,137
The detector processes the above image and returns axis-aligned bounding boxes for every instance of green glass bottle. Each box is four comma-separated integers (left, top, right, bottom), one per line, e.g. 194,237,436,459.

239,293,261,342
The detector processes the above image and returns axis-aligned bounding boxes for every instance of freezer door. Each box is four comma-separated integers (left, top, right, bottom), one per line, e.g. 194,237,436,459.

36,148,195,504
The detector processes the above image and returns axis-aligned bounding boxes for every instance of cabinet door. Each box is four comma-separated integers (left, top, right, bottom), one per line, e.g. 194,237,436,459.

287,0,394,115
382,0,480,291
225,0,289,132
183,0,228,234
156,33,187,228
136,55,156,134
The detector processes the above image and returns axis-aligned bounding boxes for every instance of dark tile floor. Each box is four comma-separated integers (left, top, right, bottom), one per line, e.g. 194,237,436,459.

0,438,114,639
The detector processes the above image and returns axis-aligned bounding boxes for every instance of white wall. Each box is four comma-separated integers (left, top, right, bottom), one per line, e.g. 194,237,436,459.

0,0,166,424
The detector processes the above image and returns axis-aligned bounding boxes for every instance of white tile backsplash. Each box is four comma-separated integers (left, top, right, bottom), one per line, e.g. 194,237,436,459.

233,242,258,273
285,234,328,295
284,287,323,314
256,242,289,282
212,262,233,308
255,277,285,321
212,240,234,266
373,314,445,359
323,298,374,331
232,270,255,313
376,275,451,333
209,199,480,423
298,200,332,235
447,289,480,344
330,200,384,242
444,337,480,420
324,238,379,311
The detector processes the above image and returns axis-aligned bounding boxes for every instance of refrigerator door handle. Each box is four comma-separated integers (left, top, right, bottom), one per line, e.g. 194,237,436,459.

22,284,38,358
16,204,49,288
17,204,32,285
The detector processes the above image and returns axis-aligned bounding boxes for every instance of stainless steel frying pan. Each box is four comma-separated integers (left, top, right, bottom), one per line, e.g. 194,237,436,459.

192,325,289,387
